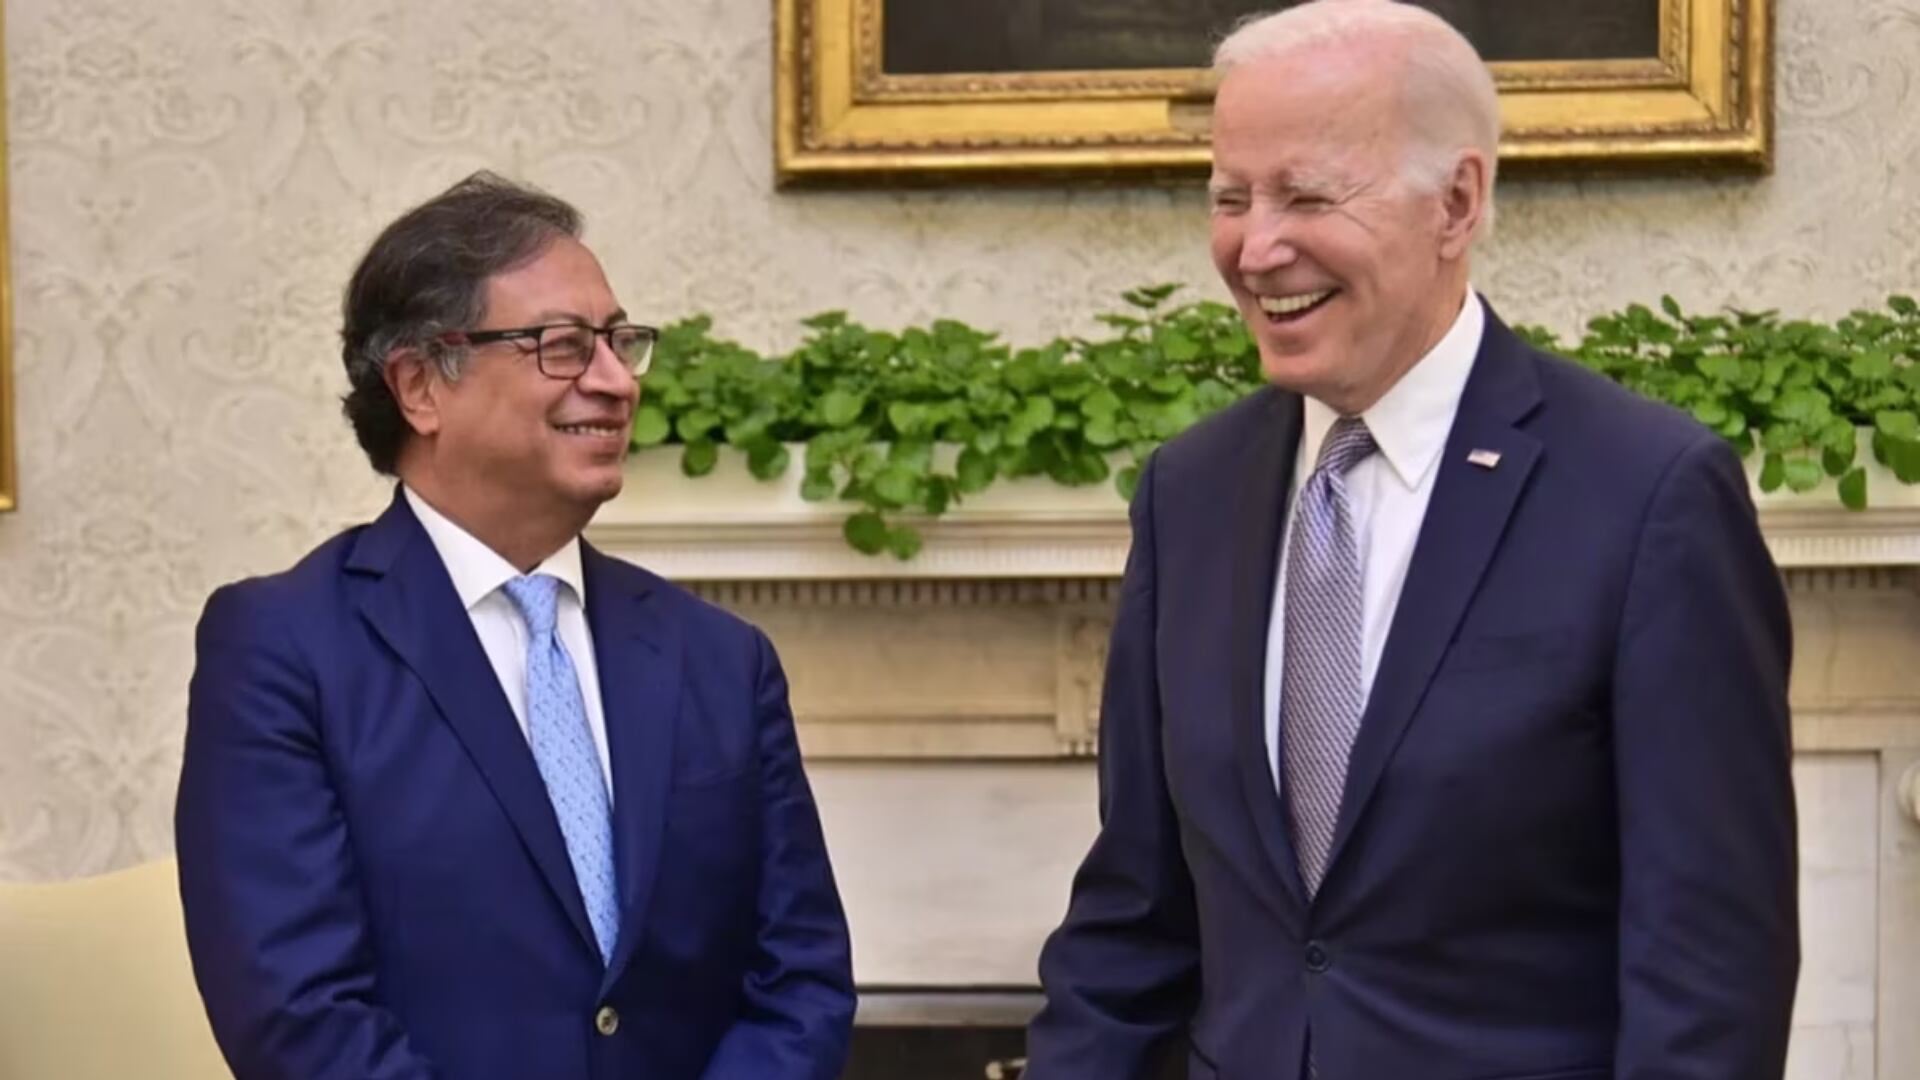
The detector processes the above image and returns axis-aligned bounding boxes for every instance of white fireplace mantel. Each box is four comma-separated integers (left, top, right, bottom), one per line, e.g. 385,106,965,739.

588,445,1920,580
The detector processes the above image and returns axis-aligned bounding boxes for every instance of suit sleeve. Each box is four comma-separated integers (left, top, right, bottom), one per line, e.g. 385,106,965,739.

1612,432,1800,1078
698,630,856,1080
175,584,437,1080
1026,455,1202,1079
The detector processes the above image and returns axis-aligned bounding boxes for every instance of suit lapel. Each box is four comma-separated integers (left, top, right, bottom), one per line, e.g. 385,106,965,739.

1321,309,1544,884
346,494,600,957
582,544,682,990
1227,389,1313,917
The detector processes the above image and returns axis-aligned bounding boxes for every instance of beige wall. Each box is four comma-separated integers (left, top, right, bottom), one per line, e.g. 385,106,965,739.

2,0,1918,880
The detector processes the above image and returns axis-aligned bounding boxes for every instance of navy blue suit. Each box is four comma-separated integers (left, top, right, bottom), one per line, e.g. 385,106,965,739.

176,495,854,1079
1028,306,1799,1079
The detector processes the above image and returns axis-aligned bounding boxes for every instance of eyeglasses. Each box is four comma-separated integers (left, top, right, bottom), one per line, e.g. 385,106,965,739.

438,322,658,380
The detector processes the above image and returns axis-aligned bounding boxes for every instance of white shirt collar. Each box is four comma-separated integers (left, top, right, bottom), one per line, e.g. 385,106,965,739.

1300,289,1485,490
402,486,586,612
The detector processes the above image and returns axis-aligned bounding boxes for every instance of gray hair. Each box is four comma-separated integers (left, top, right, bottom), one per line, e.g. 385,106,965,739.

1214,0,1500,230
339,172,583,474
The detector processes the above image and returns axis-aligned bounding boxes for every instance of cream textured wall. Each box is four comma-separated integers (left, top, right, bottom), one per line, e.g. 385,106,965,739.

1,0,1918,880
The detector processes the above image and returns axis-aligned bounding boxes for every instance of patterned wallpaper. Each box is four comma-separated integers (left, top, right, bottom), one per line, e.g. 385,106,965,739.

1,0,1918,880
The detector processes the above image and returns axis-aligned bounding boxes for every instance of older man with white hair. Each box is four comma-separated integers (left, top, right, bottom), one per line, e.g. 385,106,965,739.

1026,3,1800,1078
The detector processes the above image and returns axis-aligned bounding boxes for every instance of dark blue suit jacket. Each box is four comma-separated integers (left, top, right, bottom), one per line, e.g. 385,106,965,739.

176,494,854,1079
1028,305,1799,1079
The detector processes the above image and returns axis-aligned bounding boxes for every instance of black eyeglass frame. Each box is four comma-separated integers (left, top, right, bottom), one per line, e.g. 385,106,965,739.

437,322,658,380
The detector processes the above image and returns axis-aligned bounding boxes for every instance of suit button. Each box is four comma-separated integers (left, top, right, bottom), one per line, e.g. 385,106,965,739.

595,1005,620,1036
1304,941,1331,973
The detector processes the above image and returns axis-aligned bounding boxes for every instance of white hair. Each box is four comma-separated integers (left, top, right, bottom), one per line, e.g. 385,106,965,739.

1214,0,1500,231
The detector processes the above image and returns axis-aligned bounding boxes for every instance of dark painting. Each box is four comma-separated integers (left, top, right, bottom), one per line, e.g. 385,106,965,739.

883,0,1662,75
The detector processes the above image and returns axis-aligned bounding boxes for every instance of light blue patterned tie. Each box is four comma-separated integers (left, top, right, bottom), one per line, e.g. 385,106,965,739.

1282,417,1377,899
502,574,619,964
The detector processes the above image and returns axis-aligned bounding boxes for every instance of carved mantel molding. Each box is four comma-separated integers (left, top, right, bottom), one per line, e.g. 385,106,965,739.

590,448,1920,582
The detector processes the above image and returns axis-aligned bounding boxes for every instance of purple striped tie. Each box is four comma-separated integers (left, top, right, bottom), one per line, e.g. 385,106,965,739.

1282,416,1376,898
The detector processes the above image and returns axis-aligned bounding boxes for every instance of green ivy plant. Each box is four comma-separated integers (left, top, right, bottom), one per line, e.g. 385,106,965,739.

632,286,1262,557
632,287,1920,557
1516,294,1920,510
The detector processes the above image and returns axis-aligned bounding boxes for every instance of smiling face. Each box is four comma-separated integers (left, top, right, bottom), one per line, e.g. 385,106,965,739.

1209,41,1479,414
393,235,639,554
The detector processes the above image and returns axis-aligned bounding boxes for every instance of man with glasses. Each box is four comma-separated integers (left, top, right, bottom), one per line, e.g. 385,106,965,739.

175,173,855,1079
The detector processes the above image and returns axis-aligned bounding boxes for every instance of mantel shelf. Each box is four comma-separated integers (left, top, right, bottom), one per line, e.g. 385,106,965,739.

586,445,1920,581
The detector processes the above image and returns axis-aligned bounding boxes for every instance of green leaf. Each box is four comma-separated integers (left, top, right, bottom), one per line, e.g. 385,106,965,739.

1697,355,1745,384
872,466,920,507
630,404,671,446
1760,424,1803,454
1782,457,1824,493
800,468,837,502
746,441,791,481
1690,401,1730,427
681,440,719,478
1160,330,1200,362
1890,295,1917,317
1122,284,1180,309
920,477,953,515
1851,350,1895,382
1839,466,1868,510
821,389,866,427
890,439,935,472
956,446,996,493
884,525,924,560
887,401,931,436
1759,451,1785,493
724,412,770,446
1116,464,1142,502
1157,395,1200,437
851,446,886,483
1770,387,1830,423
1876,410,1920,440
676,408,722,442
1084,416,1122,448
843,511,889,555
1082,388,1123,420
1063,449,1110,485
1888,437,1920,484
1660,294,1684,320
804,429,857,468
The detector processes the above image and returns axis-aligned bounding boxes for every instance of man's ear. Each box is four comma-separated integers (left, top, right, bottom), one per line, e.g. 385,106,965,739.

383,346,445,438
1436,150,1489,259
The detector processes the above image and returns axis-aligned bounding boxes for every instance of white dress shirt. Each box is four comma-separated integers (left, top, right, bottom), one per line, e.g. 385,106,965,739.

404,487,615,799
1262,292,1485,789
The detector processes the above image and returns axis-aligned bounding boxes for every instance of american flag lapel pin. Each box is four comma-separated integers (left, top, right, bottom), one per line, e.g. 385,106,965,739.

1466,449,1502,469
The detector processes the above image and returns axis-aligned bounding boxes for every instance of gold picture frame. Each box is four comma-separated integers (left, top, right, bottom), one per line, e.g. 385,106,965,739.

0,5,15,513
775,0,1772,185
